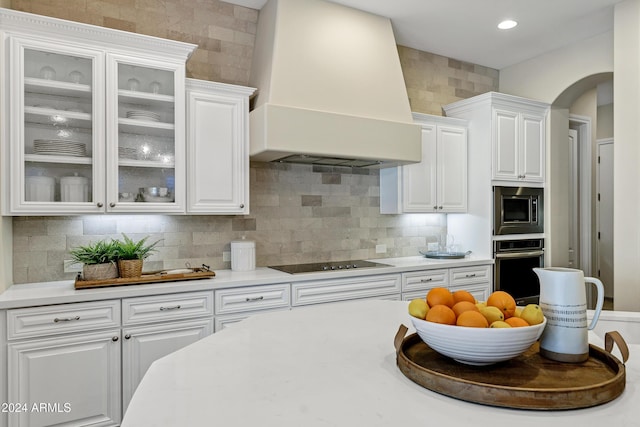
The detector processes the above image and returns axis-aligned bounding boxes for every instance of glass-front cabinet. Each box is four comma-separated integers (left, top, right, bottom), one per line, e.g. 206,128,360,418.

1,9,195,215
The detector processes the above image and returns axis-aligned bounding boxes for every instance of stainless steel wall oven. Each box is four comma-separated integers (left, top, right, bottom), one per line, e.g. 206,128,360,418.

494,238,544,305
493,186,544,235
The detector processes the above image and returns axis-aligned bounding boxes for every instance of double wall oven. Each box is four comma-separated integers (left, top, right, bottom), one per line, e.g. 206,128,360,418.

493,186,544,304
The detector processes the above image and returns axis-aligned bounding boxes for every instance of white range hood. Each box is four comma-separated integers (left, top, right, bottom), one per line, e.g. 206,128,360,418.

248,0,421,168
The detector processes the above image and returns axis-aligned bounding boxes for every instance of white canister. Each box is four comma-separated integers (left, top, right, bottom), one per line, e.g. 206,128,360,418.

60,174,89,202
25,175,55,202
231,240,255,271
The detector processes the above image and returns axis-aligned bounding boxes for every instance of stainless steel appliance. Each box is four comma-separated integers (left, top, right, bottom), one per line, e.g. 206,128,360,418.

269,260,390,274
493,186,543,235
494,238,544,305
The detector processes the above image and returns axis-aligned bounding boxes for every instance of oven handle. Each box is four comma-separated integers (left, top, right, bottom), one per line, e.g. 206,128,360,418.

495,250,545,259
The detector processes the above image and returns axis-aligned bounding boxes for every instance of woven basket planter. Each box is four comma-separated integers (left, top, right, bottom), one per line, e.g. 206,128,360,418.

118,259,143,278
83,262,118,281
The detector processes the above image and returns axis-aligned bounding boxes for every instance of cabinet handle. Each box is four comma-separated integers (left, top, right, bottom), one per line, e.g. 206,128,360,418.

112,336,119,342
53,316,80,323
159,305,181,311
420,278,433,283
125,334,131,340
96,202,104,208
240,203,245,209
109,202,116,208
465,273,477,278
246,296,264,302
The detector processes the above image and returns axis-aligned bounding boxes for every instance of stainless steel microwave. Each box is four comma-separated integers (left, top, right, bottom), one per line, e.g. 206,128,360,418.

493,186,544,235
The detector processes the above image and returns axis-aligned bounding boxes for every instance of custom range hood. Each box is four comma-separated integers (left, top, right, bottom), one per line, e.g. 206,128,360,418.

249,0,421,168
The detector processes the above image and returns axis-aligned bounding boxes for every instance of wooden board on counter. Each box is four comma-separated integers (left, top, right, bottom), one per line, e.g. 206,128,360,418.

75,270,215,290
395,327,626,410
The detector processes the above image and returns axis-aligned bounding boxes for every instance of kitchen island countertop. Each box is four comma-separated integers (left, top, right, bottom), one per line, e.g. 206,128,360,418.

0,255,493,309
121,299,639,427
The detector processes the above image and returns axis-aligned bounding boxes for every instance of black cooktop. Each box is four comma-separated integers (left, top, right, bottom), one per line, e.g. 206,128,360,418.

269,260,391,274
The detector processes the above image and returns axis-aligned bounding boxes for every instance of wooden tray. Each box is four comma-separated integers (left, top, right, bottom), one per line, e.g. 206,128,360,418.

75,270,215,289
394,325,628,410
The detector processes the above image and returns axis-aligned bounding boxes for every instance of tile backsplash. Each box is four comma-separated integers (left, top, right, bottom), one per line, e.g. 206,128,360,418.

13,162,446,284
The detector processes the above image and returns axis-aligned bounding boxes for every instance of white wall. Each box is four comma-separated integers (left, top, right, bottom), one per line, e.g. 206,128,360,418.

500,31,613,103
613,0,640,311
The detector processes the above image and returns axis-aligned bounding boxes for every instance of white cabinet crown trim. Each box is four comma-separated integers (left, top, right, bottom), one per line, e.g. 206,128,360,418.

0,9,196,60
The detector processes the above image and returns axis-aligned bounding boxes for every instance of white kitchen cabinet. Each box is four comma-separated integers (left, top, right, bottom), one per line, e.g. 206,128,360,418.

122,318,212,412
0,9,196,215
291,274,401,307
186,79,255,214
214,283,291,315
5,298,122,427
380,113,467,214
493,107,546,183
401,264,492,302
121,292,213,411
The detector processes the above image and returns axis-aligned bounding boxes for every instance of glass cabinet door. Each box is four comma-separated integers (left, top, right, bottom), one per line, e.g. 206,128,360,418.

106,55,185,213
10,39,105,214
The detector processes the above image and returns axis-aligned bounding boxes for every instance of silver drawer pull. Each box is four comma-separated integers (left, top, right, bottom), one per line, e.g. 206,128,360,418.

54,316,80,323
246,296,264,302
420,278,433,283
159,305,181,311
465,274,477,278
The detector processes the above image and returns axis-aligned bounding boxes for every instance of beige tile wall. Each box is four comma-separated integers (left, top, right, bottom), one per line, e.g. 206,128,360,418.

10,0,258,85
13,163,447,283
8,1,498,283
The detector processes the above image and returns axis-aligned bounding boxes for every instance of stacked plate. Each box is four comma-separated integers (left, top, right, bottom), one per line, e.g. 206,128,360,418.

118,146,138,160
33,139,86,157
126,110,160,122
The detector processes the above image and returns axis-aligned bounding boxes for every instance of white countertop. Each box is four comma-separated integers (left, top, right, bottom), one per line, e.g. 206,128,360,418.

121,300,640,427
0,255,493,309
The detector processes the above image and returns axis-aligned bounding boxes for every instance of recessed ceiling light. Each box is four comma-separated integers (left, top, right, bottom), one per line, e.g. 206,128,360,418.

498,19,518,30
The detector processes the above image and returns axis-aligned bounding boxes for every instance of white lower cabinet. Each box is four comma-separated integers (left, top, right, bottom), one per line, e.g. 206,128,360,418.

401,264,493,302
122,318,212,411
7,330,122,427
291,274,401,307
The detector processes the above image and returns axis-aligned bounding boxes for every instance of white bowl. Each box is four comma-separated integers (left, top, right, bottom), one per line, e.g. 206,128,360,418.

410,315,546,365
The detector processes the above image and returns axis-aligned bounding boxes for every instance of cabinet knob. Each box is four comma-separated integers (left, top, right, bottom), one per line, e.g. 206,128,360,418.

438,206,443,210
97,202,104,208
112,336,119,342
125,334,131,340
240,203,245,209
109,202,116,208
433,206,438,210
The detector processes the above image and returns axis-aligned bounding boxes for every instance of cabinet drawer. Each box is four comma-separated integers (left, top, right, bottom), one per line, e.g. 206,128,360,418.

292,274,401,307
122,291,213,326
215,284,291,315
449,265,492,286
7,300,121,340
402,269,448,292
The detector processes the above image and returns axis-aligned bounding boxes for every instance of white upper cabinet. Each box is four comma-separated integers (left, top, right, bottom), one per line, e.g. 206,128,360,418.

185,79,255,214
444,92,549,187
380,113,467,214
492,107,545,183
0,9,196,215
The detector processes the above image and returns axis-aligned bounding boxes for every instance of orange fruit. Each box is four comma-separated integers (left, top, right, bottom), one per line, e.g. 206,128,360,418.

452,290,476,304
505,317,530,327
425,304,456,325
452,301,479,318
486,291,517,319
456,310,489,328
426,287,455,308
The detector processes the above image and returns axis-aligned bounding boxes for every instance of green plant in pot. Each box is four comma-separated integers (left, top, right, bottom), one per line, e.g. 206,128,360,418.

114,234,160,278
68,240,119,281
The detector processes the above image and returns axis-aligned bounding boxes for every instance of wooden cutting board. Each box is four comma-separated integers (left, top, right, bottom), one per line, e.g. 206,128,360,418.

75,270,215,289
394,325,627,410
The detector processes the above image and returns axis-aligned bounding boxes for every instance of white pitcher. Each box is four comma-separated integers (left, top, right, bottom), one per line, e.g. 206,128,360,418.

533,267,604,363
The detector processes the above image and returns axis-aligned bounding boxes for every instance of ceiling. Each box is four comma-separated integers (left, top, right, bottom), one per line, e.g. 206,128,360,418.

224,0,623,70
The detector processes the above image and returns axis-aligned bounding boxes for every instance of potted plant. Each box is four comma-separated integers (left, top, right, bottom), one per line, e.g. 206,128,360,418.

114,234,160,278
68,240,119,281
